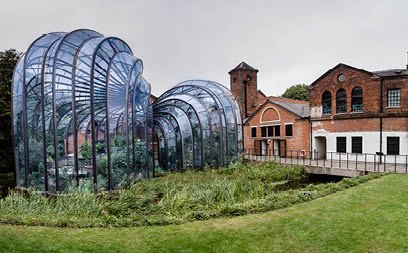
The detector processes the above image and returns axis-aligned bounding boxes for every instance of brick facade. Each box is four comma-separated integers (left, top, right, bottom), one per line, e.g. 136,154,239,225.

229,62,259,120
243,100,310,156
229,62,311,156
309,63,408,159
230,61,408,159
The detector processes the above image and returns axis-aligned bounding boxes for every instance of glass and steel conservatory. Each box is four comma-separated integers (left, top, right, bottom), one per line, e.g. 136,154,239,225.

153,80,243,171
12,29,153,192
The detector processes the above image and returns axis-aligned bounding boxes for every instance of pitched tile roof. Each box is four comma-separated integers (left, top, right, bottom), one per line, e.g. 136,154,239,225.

228,61,259,74
373,69,408,77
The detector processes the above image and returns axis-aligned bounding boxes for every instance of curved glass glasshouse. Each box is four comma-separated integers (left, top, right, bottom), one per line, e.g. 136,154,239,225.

12,30,243,192
12,29,153,191
153,80,243,171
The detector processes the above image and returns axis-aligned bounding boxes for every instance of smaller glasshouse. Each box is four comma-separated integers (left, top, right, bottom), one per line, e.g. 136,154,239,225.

12,29,243,192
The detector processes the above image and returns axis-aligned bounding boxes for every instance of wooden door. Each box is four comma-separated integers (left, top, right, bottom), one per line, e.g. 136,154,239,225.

254,140,261,156
279,140,286,157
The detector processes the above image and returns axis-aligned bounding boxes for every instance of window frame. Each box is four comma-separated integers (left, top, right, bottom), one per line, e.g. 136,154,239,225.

261,126,267,137
387,89,400,108
351,136,362,153
285,124,293,137
336,136,347,153
351,86,363,112
267,126,273,137
274,125,280,137
336,89,347,114
387,137,400,155
251,127,257,138
322,91,332,115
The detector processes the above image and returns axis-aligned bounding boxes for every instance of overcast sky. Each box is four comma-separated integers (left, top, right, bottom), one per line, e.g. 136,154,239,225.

1,0,408,96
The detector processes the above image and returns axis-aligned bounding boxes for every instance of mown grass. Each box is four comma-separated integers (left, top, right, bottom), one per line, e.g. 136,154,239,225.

0,173,404,252
0,161,383,228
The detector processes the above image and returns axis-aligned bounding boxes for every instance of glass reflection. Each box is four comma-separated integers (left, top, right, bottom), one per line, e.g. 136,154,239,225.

12,29,152,192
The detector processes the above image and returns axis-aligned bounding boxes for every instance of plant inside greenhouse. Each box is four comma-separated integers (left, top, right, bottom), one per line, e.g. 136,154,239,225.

12,29,243,192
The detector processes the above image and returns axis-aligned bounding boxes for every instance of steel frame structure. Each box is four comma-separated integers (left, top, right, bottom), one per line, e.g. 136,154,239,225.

153,80,243,171
12,30,243,192
12,29,153,192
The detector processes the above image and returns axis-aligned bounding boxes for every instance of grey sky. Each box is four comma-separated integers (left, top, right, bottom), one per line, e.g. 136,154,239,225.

2,0,408,97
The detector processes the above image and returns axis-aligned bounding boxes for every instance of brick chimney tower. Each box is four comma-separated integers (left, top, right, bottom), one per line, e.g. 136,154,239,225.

229,62,259,120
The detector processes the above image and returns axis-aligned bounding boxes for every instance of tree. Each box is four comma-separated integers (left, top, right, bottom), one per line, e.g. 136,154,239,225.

0,49,21,174
281,84,309,101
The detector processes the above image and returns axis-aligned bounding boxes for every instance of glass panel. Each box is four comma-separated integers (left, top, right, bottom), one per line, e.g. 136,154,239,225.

12,55,26,188
14,29,152,192
336,89,347,114
153,80,243,169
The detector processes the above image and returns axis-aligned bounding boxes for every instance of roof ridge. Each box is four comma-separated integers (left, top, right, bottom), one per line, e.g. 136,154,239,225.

228,61,259,74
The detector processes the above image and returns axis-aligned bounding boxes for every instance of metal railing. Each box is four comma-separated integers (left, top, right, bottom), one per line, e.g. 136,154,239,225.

243,148,408,174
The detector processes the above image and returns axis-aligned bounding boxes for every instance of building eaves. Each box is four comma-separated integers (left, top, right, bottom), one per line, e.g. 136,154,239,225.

373,69,408,77
228,61,259,74
243,99,309,125
309,63,373,88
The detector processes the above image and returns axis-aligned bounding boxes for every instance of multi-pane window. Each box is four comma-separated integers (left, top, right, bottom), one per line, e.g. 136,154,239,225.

322,91,332,115
251,127,256,138
260,125,281,137
387,89,400,107
387,137,400,155
351,87,363,112
261,127,267,137
352,137,362,153
336,89,347,113
267,126,273,137
285,124,293,137
336,137,346,153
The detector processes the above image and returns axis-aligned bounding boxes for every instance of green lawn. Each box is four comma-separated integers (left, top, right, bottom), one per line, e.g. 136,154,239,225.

0,174,407,252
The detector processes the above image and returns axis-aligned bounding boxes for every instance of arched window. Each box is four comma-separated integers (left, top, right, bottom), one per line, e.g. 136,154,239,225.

336,89,347,113
322,91,332,114
351,87,363,112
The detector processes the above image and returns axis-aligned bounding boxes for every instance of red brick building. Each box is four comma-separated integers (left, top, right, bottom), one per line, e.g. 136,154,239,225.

309,63,408,161
229,62,311,156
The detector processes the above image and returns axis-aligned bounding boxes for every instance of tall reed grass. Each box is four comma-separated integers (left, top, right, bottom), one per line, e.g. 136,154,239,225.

0,161,384,227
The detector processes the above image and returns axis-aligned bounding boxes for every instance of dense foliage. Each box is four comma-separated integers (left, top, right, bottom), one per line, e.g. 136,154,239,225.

0,49,20,175
0,49,20,195
0,161,384,228
281,83,309,101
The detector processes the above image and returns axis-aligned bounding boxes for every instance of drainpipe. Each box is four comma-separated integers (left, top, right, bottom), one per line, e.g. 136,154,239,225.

380,77,383,163
243,79,248,118
309,119,312,155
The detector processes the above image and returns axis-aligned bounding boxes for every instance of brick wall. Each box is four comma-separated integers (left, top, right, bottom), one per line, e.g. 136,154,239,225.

230,70,258,119
309,64,380,118
310,64,408,133
243,101,310,154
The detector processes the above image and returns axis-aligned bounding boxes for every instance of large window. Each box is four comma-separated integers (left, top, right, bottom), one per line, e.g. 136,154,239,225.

251,127,256,138
285,124,293,137
322,91,332,115
387,137,400,155
261,125,280,137
352,137,362,153
336,137,346,153
261,127,267,137
387,89,400,107
336,89,347,113
351,87,363,112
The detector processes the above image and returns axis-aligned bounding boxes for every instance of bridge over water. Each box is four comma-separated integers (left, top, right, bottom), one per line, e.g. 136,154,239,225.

244,149,408,177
